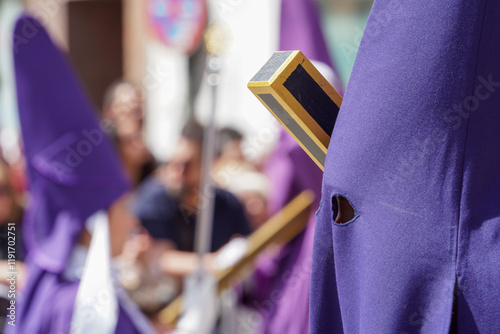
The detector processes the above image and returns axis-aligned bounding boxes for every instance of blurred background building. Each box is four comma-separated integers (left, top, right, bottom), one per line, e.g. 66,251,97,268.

0,0,373,166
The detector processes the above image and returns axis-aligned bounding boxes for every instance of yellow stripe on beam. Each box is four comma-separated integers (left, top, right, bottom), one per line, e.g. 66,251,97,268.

248,50,342,171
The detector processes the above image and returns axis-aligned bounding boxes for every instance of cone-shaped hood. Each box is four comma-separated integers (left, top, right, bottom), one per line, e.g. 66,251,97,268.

13,15,129,273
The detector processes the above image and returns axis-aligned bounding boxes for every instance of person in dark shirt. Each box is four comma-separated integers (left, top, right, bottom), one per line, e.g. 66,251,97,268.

134,177,250,252
132,120,251,276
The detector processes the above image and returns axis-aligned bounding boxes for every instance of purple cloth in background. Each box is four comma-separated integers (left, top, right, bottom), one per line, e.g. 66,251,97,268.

311,1,500,333
280,0,343,92
10,15,138,334
248,129,321,334
16,267,138,334
246,1,340,332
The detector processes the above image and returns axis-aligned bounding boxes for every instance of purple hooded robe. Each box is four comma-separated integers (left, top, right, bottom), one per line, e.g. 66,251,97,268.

311,1,500,333
9,15,148,334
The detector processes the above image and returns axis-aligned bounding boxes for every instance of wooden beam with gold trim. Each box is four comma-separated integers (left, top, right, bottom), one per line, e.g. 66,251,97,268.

248,50,342,171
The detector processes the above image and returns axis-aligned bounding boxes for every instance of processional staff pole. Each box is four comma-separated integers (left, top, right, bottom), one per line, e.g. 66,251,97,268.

193,24,225,274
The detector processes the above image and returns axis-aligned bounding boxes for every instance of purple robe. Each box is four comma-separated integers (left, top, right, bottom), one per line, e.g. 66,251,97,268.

311,1,500,333
9,15,144,334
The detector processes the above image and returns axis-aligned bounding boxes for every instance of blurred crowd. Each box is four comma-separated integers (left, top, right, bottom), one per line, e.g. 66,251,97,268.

0,79,282,332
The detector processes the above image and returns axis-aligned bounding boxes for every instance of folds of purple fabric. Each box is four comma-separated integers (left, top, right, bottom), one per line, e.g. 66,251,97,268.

311,0,500,333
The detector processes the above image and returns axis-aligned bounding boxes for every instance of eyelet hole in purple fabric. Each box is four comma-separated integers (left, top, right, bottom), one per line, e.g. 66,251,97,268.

332,194,358,226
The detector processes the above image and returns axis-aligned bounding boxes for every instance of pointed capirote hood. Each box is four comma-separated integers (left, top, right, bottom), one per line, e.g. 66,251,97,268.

13,15,129,274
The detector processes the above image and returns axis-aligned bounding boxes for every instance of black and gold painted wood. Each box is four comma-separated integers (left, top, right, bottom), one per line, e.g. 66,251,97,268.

248,50,342,170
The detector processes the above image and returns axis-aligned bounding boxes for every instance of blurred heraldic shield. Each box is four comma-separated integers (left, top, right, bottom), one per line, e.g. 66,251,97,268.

144,0,207,162
147,0,207,55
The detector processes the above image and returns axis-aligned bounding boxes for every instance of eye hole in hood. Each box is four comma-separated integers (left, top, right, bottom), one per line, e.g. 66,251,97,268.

332,194,356,225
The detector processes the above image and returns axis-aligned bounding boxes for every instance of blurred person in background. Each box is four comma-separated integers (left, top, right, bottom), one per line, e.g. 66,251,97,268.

213,127,269,230
132,119,251,278
215,127,245,163
222,170,269,231
103,81,156,188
